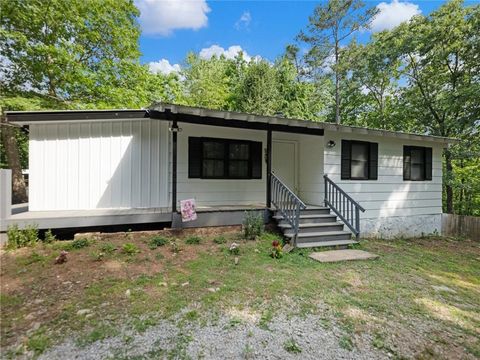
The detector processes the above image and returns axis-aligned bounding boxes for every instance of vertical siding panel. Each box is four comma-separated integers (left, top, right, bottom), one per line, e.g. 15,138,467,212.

122,121,132,207
150,120,159,206
89,123,101,208
140,120,148,207
131,121,141,207
160,122,169,206
67,124,79,209
110,122,122,207
79,123,90,209
29,126,39,210
98,122,111,208
56,125,68,209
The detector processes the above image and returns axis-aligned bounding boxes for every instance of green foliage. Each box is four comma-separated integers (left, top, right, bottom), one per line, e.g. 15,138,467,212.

43,230,56,244
71,238,91,249
99,242,117,254
242,212,264,240
270,240,283,259
283,338,302,354
26,332,51,355
148,236,169,250
185,235,202,245
213,235,227,244
6,224,39,249
122,243,140,255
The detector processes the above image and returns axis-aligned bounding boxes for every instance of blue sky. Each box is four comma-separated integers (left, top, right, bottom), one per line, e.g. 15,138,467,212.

135,0,468,74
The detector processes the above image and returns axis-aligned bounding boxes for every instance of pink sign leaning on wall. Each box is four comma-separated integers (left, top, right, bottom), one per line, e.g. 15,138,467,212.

180,199,198,222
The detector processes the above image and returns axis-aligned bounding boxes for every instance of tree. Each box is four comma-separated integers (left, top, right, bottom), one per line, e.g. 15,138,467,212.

297,0,377,124
383,0,480,213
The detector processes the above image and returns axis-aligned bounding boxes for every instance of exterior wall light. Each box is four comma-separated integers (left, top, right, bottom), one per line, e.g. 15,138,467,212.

327,140,336,148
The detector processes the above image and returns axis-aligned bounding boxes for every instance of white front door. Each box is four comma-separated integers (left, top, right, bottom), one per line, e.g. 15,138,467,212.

272,140,297,192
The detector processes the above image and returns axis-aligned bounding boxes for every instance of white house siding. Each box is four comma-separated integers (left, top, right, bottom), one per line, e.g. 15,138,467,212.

323,130,444,238
29,119,169,211
271,132,325,205
173,123,267,207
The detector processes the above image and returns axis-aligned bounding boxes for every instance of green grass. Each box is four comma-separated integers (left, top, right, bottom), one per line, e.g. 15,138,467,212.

184,235,202,245
283,338,302,354
1,233,479,358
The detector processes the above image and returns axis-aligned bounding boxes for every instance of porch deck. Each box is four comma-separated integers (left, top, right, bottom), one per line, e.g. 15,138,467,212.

0,204,267,232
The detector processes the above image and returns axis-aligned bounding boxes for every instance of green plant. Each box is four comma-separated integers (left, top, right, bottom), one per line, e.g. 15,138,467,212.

270,240,283,259
27,332,50,355
90,251,105,261
283,338,302,354
122,243,140,255
43,229,56,243
6,224,39,249
185,235,202,245
170,239,180,254
339,335,354,351
213,235,227,244
71,238,91,249
242,212,264,240
99,242,117,254
148,235,168,249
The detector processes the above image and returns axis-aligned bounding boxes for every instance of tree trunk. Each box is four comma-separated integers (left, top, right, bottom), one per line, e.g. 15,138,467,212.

0,117,28,204
335,41,340,124
444,148,453,214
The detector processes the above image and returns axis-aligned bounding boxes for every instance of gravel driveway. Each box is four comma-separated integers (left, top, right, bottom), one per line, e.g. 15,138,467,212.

39,313,387,360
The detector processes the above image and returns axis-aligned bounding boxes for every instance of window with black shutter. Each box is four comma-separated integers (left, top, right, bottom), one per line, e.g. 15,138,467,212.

188,137,262,179
403,146,432,181
341,140,378,180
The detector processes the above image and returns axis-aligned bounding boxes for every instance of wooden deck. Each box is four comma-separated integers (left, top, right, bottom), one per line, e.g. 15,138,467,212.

0,204,267,232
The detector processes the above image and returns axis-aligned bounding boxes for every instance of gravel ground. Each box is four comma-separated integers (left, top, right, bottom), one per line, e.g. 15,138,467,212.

38,313,388,360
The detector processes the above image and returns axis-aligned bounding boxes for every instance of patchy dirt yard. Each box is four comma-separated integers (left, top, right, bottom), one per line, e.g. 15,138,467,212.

1,229,479,359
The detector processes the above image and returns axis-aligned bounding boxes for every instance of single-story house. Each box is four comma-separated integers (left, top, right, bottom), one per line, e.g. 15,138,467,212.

1,103,456,247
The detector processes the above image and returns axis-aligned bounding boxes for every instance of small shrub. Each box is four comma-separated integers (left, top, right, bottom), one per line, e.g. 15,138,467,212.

170,239,180,254
185,235,202,245
242,212,264,240
229,242,240,255
148,236,168,250
122,243,140,255
270,240,283,259
43,229,56,243
71,238,91,249
283,338,302,354
213,235,227,244
6,224,39,249
90,251,105,261
99,242,117,254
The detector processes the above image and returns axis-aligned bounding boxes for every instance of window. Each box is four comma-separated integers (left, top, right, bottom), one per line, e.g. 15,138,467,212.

189,137,262,179
403,146,432,181
341,140,378,180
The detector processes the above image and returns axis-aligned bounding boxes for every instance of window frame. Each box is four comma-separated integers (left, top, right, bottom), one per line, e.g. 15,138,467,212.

341,140,378,181
189,137,262,180
403,145,432,181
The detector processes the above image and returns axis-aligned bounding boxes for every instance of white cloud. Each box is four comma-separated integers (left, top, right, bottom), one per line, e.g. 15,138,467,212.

371,0,421,32
148,59,181,75
235,11,251,30
199,44,253,61
136,0,210,36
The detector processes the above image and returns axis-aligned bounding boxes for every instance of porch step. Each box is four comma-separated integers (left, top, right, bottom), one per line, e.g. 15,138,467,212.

296,239,358,248
279,222,345,234
285,230,353,242
273,214,337,224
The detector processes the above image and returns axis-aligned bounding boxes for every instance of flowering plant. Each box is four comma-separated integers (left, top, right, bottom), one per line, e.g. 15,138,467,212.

270,240,283,259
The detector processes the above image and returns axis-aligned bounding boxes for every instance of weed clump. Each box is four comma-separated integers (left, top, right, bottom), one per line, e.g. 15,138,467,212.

148,236,169,249
6,224,39,249
71,238,91,249
185,235,202,245
242,212,264,240
122,243,140,255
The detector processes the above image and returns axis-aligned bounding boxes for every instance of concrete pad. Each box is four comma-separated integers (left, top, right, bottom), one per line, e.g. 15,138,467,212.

309,249,378,263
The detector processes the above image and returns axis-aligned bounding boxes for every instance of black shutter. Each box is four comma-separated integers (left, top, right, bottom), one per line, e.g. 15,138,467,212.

425,147,432,180
369,142,378,180
251,141,262,179
188,137,202,178
403,146,411,180
341,140,351,180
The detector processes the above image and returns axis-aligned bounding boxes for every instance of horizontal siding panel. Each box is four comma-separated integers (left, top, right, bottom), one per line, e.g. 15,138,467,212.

362,206,442,219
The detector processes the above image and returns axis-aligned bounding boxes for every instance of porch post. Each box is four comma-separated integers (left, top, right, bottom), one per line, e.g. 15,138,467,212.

266,128,272,208
171,116,178,213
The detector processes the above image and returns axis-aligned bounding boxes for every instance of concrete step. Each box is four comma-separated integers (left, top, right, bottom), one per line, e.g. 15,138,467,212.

279,222,344,234
285,230,352,242
296,239,358,248
273,214,338,224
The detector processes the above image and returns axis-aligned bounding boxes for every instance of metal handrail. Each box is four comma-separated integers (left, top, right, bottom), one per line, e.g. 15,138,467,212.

323,174,365,240
270,172,306,246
